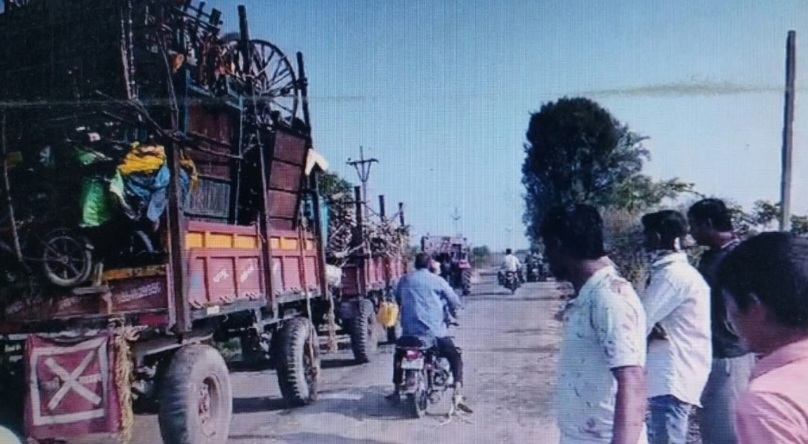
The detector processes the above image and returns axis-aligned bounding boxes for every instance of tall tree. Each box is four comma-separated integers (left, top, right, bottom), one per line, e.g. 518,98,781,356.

521,97,649,243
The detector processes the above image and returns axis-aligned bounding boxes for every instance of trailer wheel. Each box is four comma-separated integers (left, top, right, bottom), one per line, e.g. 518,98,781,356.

350,299,378,363
276,318,320,407
158,345,232,444
461,269,472,296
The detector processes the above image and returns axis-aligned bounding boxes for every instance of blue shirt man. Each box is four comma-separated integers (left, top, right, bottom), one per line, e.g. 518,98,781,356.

396,268,463,340
389,253,467,405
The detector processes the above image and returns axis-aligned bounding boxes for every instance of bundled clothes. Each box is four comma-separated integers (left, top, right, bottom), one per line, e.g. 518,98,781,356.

80,142,197,228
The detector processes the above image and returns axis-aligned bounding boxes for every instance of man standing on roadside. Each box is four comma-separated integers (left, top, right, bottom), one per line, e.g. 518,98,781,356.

687,198,755,444
717,233,808,444
640,210,712,444
541,204,648,444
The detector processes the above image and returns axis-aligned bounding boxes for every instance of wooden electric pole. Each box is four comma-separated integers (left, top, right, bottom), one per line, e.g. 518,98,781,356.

347,145,378,210
780,30,796,232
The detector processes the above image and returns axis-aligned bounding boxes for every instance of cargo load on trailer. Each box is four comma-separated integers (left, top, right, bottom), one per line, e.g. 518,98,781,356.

0,1,334,443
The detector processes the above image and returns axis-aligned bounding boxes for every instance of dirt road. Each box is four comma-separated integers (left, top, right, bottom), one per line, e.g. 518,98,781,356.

133,272,568,444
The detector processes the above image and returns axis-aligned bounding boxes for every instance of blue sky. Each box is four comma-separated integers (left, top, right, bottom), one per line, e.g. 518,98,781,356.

10,0,805,250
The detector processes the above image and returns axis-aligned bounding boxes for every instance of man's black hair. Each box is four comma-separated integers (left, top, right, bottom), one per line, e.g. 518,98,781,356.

414,252,431,270
505,248,512,255
717,232,808,329
641,210,687,249
539,204,606,260
687,198,734,232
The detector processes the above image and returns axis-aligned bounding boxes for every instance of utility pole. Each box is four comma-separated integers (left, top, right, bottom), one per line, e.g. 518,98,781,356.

780,30,796,232
451,207,461,237
347,145,378,209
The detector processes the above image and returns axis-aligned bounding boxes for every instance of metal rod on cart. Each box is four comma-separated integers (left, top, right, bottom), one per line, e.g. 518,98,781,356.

159,18,191,332
296,52,311,131
0,113,23,263
378,195,386,221
311,172,336,351
353,186,367,296
398,202,405,226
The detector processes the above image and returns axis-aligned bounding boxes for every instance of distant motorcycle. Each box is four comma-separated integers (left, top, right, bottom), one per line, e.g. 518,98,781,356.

395,318,459,418
502,271,520,294
526,262,546,282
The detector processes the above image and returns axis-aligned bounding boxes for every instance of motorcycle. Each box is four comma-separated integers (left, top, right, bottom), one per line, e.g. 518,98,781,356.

503,271,520,294
395,318,460,418
526,262,545,282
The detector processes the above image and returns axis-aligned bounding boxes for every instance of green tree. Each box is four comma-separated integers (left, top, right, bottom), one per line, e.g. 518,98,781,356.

522,97,692,245
729,199,808,237
318,171,353,201
608,176,696,213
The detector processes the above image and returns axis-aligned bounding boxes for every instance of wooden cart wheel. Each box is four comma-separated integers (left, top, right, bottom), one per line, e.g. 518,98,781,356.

223,39,299,126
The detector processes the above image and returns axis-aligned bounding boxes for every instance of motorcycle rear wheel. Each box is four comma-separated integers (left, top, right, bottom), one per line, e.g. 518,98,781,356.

407,387,428,418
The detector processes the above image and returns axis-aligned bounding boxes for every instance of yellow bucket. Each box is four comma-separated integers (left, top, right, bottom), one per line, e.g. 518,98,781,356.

378,300,399,328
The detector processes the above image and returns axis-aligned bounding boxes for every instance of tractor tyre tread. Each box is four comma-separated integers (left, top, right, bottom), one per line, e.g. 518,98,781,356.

350,299,378,363
158,344,232,444
276,317,320,407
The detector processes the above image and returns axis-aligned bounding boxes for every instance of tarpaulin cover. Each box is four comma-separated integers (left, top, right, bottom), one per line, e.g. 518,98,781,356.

24,332,122,441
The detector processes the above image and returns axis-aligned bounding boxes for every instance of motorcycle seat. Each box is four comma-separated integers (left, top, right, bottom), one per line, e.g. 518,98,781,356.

395,335,430,349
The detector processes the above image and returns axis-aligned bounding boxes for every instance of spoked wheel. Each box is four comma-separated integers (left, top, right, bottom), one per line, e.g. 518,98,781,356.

224,39,299,126
37,229,93,288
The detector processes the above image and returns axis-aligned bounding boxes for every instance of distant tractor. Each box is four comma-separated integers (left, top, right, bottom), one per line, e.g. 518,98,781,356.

421,235,473,296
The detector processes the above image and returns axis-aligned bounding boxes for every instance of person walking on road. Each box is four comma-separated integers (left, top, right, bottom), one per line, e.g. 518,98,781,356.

541,204,648,444
388,252,470,411
687,198,755,444
640,210,712,444
716,232,808,444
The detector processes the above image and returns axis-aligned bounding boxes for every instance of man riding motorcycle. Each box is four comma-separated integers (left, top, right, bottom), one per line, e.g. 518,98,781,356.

498,248,523,285
388,252,470,411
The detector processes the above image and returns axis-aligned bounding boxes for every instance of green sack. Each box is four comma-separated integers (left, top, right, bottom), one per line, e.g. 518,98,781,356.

80,177,111,227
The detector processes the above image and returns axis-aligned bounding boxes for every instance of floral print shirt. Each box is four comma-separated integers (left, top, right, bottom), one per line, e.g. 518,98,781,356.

556,265,647,444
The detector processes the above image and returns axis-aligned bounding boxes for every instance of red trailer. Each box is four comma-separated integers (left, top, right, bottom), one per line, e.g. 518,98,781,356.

0,2,332,443
337,187,408,363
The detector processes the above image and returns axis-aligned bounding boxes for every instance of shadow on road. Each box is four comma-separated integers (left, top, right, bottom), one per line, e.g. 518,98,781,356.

321,358,358,369
468,294,566,303
233,396,290,414
289,385,449,422
228,432,399,444
228,361,272,373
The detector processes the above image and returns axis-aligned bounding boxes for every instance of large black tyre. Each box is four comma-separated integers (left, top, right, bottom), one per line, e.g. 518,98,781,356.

461,269,472,296
158,345,232,444
350,299,378,363
276,318,320,407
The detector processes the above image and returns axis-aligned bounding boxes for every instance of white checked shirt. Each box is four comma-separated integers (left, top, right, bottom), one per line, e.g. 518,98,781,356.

556,265,647,444
501,254,521,272
641,251,712,406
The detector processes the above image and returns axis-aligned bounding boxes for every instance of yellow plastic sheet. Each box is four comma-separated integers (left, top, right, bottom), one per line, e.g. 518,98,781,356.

118,143,166,176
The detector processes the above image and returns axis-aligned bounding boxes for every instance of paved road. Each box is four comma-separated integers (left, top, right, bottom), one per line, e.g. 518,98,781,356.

133,273,569,444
